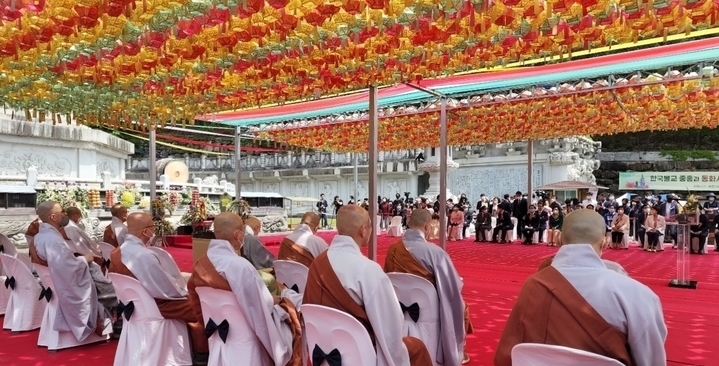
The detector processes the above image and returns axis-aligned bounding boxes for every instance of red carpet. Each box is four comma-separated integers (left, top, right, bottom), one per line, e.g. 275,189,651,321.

2,232,717,366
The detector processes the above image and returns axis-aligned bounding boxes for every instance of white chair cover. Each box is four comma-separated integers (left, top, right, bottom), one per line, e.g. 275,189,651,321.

16,252,34,272
0,253,45,332
147,247,188,290
195,287,272,366
0,233,18,256
273,260,309,293
387,273,441,366
511,343,624,366
34,264,110,350
387,216,405,237
509,218,518,241
532,230,548,244
301,304,377,366
0,274,9,315
99,242,115,260
108,273,192,366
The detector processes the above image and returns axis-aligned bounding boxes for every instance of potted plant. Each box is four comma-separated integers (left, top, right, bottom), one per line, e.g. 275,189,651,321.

151,198,175,246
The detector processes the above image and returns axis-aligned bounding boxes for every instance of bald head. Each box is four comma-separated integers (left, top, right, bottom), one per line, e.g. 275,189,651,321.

127,212,154,244
214,212,245,249
300,212,320,231
66,206,82,224
561,209,606,250
408,209,432,229
37,201,61,223
110,204,128,222
336,204,371,246
245,216,261,235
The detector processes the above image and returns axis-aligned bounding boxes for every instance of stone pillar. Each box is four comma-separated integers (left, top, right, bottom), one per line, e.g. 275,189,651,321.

418,147,458,200
26,166,38,187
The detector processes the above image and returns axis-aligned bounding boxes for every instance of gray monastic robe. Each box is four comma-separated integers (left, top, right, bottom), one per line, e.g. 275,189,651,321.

34,223,110,341
402,229,465,366
242,233,276,270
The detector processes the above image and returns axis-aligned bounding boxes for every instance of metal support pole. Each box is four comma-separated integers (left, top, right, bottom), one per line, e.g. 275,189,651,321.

368,86,379,261
353,153,358,200
527,140,534,209
149,128,157,201
439,98,448,250
235,126,242,198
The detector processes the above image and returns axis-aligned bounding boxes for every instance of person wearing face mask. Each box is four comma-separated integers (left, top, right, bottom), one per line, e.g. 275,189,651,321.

448,204,464,241
495,209,667,366
32,201,114,341
610,207,630,249
603,205,617,247
103,204,128,248
636,204,650,249
384,208,473,364
703,193,719,251
279,212,329,267
521,205,541,244
188,212,305,366
108,212,209,365
547,207,563,246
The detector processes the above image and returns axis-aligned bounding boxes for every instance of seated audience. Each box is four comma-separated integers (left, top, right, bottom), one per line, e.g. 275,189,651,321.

108,212,208,365
610,206,629,249
32,201,113,341
491,206,513,243
645,206,666,252
188,212,304,365
494,209,667,366
474,206,492,242
103,204,128,247
384,208,473,365
303,205,433,366
279,212,329,267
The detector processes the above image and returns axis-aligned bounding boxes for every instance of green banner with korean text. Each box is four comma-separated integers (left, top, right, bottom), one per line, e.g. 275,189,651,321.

619,172,719,191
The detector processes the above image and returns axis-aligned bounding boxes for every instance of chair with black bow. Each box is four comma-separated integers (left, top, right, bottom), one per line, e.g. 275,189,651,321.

273,260,309,294
301,304,377,366
195,286,272,366
0,253,46,332
34,264,110,350
387,273,441,366
108,273,192,366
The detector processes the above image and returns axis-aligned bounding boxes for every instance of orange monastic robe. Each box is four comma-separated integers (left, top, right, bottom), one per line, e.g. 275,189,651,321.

277,238,314,268
383,241,474,335
103,225,119,247
494,266,634,366
108,248,208,354
304,252,433,366
187,255,304,366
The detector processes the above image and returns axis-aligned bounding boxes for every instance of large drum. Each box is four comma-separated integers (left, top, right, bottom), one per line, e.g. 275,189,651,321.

156,158,189,183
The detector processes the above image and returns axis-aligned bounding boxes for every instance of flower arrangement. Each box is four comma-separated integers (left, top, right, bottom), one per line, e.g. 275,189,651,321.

115,184,140,207
138,196,150,209
180,200,208,226
151,197,174,238
683,194,700,213
38,188,89,217
227,199,252,219
219,193,233,212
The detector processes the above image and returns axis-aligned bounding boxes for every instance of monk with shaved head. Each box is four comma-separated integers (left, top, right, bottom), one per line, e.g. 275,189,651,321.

108,212,209,364
32,201,114,340
187,212,305,365
384,208,473,364
304,204,433,366
495,209,667,366
238,215,277,270
103,204,128,247
279,211,328,267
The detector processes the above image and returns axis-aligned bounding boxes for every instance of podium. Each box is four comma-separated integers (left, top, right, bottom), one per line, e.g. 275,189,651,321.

668,223,698,289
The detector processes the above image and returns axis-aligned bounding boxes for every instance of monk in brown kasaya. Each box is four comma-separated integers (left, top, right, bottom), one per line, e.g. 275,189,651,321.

304,204,433,366
384,208,473,364
103,204,128,247
278,212,328,267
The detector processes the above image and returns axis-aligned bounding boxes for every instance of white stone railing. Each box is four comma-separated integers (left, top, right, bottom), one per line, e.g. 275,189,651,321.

127,149,422,172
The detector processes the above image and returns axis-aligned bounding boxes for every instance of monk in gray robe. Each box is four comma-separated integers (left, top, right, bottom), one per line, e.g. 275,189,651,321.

384,208,473,365
33,201,113,341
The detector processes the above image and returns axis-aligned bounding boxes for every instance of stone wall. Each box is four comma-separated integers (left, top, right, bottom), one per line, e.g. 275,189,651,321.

593,152,719,192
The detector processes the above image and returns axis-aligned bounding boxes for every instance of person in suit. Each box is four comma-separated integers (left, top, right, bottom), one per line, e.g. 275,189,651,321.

690,209,710,254
635,204,650,249
492,206,514,243
474,206,492,242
